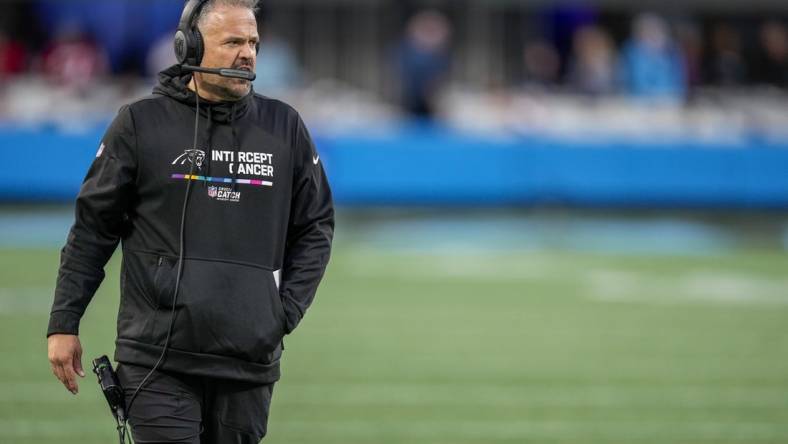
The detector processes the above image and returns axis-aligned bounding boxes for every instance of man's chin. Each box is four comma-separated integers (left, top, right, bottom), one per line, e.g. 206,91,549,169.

231,84,252,98
218,84,251,101
199,78,251,101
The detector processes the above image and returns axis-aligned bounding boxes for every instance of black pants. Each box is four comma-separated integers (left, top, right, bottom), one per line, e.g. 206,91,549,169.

117,363,274,444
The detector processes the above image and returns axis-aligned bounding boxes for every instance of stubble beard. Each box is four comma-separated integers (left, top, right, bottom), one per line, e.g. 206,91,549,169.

200,77,251,102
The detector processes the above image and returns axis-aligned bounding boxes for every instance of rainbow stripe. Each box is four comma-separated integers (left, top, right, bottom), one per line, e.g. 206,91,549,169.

171,174,273,187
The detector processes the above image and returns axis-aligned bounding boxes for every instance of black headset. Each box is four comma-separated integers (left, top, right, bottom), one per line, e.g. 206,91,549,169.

174,0,261,67
174,0,208,66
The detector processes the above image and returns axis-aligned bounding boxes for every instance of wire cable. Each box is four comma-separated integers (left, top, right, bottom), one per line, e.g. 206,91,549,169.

117,420,127,444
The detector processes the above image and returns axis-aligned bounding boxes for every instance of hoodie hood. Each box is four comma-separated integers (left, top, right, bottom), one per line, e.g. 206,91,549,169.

154,64,254,184
153,64,252,124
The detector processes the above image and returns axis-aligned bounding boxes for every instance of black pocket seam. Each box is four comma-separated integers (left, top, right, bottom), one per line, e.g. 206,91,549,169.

267,272,286,326
153,255,180,310
216,415,263,438
123,248,276,272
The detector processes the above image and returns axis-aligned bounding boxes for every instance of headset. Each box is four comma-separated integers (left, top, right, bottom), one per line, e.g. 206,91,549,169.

174,0,207,67
174,0,258,81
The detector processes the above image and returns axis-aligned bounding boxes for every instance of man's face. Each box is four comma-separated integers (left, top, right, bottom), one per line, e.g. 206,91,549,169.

197,5,258,101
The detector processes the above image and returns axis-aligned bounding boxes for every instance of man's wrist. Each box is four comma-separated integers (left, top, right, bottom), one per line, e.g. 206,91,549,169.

47,311,82,337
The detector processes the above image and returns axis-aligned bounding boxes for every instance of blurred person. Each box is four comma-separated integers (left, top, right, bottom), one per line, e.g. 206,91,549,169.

41,21,109,92
34,1,185,74
566,26,617,95
752,21,787,88
46,0,334,442
522,39,562,88
396,9,452,118
541,3,598,69
676,22,704,89
0,29,27,79
619,13,687,101
708,23,747,87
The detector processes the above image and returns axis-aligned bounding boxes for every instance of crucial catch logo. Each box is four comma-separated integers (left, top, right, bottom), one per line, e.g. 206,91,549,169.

207,185,242,203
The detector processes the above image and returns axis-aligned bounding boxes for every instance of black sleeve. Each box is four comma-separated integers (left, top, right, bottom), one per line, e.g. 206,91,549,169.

47,106,138,337
280,115,335,334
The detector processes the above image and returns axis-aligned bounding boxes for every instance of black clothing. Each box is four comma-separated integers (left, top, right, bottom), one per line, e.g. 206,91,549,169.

751,54,788,88
117,363,274,443
48,64,334,384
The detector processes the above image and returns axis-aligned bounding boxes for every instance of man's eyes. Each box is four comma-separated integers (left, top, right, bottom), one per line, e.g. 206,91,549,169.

225,40,258,47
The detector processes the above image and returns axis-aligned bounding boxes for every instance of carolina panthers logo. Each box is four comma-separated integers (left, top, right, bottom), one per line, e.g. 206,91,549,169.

172,149,206,169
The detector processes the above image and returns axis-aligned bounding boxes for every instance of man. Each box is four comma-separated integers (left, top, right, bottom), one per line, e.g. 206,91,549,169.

46,0,334,442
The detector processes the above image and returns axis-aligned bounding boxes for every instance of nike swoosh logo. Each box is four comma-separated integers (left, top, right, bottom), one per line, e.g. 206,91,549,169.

313,155,320,165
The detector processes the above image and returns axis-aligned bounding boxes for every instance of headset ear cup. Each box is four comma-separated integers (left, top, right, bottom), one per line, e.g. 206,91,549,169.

193,29,205,66
174,30,188,64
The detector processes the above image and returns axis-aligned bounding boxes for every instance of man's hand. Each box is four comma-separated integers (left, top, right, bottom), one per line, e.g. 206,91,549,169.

47,334,86,395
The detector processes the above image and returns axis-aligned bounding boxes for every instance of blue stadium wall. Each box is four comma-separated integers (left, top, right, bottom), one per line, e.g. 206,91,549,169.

2,124,788,208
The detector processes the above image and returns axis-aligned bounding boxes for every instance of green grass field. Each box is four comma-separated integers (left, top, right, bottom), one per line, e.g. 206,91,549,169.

1,218,788,443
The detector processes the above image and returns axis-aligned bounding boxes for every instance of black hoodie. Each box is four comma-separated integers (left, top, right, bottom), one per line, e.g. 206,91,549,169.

47,65,334,384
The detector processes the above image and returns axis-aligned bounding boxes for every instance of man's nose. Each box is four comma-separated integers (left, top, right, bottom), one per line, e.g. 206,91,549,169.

239,43,256,60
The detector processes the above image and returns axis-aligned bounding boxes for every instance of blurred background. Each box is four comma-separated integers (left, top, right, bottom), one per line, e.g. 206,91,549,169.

1,0,788,443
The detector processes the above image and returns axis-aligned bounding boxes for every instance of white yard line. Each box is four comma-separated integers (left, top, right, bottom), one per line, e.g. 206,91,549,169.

0,287,55,314
3,381,785,408
272,418,788,441
344,249,568,282
586,269,788,306
2,418,787,441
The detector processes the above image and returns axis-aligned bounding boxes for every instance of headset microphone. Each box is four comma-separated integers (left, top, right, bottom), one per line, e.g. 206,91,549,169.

181,64,257,81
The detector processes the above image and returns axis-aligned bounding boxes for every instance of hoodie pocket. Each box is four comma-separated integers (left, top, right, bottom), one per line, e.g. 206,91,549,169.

158,259,287,364
152,256,178,309
117,251,162,343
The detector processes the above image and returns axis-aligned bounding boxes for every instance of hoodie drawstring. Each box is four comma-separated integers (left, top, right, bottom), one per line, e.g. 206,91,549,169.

203,106,215,186
230,103,240,191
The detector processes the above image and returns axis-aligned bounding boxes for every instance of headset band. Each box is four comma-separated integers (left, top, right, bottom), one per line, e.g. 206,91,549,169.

178,0,209,34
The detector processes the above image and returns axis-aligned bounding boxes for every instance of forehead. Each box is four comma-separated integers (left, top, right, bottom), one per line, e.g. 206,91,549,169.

200,5,258,36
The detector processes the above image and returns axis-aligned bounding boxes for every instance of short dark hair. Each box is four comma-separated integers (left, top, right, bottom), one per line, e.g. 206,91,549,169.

195,0,260,28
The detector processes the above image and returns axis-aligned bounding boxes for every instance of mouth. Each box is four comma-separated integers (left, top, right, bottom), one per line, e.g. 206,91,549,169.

229,66,254,83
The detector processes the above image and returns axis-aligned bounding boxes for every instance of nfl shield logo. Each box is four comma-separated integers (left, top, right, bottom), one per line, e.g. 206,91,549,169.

208,186,218,198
